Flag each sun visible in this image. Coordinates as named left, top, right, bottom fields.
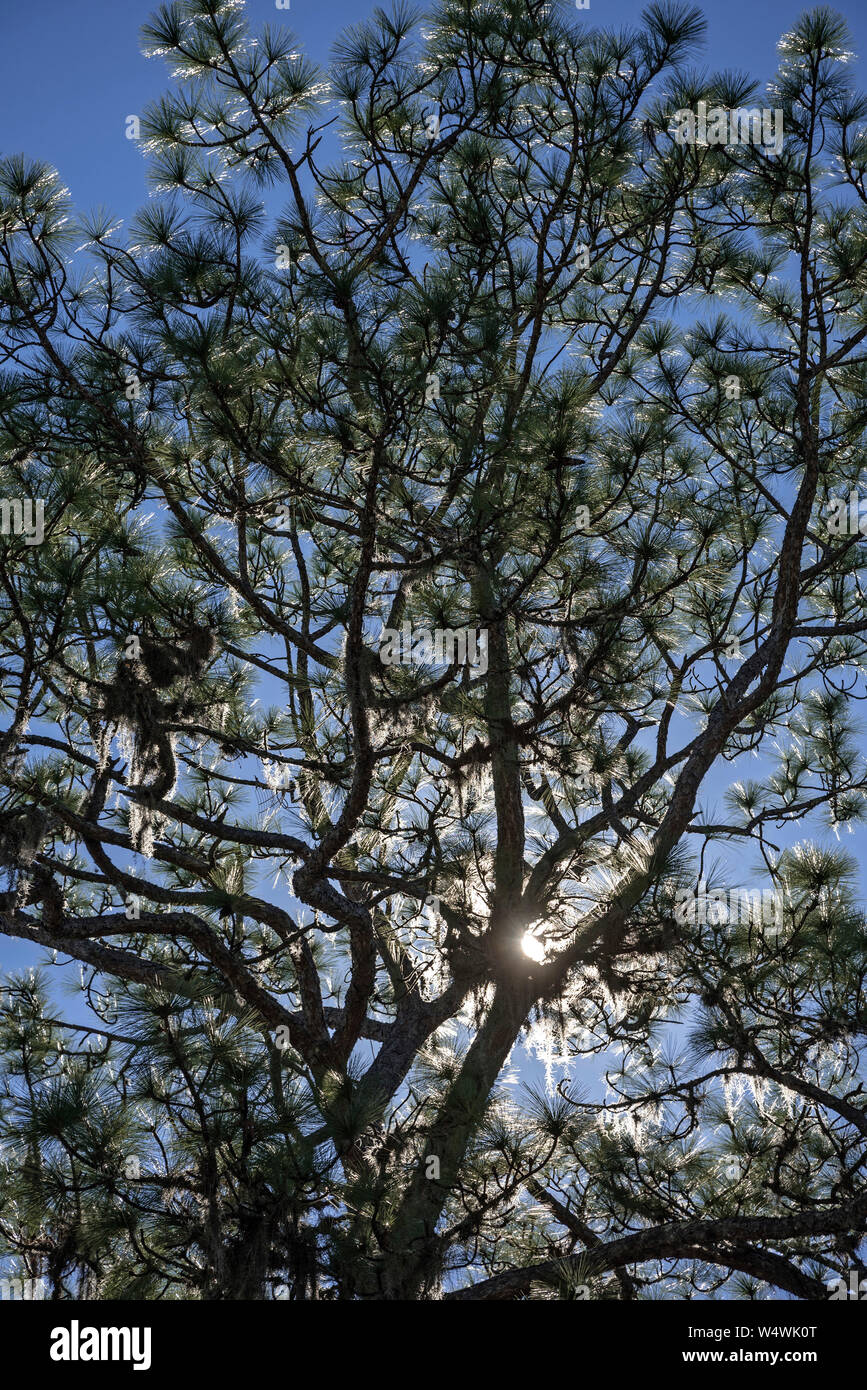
left=521, top=931, right=546, bottom=963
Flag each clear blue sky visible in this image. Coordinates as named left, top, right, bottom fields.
left=2, top=0, right=867, bottom=1057
left=1, top=0, right=866, bottom=223
left=2, top=0, right=867, bottom=933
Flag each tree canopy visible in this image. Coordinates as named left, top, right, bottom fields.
left=1, top=0, right=867, bottom=1300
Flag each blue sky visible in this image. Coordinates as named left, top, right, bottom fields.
left=1, top=10, right=866, bottom=1301
left=1, top=1, right=865, bottom=865
left=1, top=0, right=866, bottom=223
left=2, top=0, right=867, bottom=951
left=2, top=0, right=867, bottom=1087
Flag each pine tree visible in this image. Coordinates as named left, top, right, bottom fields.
left=1, top=0, right=867, bottom=1300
